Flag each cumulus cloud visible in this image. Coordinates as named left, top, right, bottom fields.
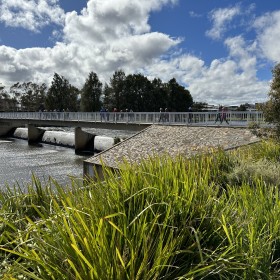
left=206, top=5, right=241, bottom=40
left=0, top=0, right=65, bottom=32
left=0, top=0, right=273, bottom=105
left=253, top=10, right=280, bottom=62
left=144, top=53, right=268, bottom=105
left=0, top=0, right=180, bottom=87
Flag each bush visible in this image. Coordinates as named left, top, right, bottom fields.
left=1, top=145, right=280, bottom=279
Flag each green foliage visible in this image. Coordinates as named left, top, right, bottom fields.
left=20, top=82, right=47, bottom=111
left=109, top=69, right=126, bottom=111
left=236, top=104, right=247, bottom=111
left=191, top=102, right=208, bottom=112
left=46, top=73, right=79, bottom=111
left=80, top=72, right=102, bottom=112
left=0, top=86, right=14, bottom=111
left=122, top=73, right=153, bottom=111
left=263, top=63, right=280, bottom=137
left=102, top=82, right=114, bottom=110
left=166, top=78, right=193, bottom=112
left=1, top=142, right=280, bottom=278
left=1, top=70, right=194, bottom=113
left=103, top=70, right=193, bottom=112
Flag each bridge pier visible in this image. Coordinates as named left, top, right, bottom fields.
left=75, top=127, right=96, bottom=154
left=28, top=124, right=45, bottom=145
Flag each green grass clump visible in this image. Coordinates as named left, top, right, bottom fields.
left=1, top=141, right=280, bottom=279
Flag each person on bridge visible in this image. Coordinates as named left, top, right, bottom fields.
left=221, top=106, right=229, bottom=124
left=158, top=108, right=164, bottom=122
left=100, top=107, right=106, bottom=122
left=188, top=106, right=193, bottom=123
left=215, top=106, right=223, bottom=124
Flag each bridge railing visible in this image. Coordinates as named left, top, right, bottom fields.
left=0, top=111, right=267, bottom=126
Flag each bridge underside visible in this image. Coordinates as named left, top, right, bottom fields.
left=0, top=119, right=150, bottom=132
left=0, top=120, right=138, bottom=154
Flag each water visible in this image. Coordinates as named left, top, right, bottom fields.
left=0, top=128, right=136, bottom=190
left=0, top=138, right=86, bottom=190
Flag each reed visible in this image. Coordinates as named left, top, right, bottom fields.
left=0, top=141, right=280, bottom=279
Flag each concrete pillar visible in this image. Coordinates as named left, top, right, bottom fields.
left=28, top=124, right=45, bottom=145
left=75, top=127, right=96, bottom=154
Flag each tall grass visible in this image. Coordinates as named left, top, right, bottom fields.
left=0, top=141, right=280, bottom=279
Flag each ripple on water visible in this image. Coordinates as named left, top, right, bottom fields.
left=0, top=138, right=87, bottom=190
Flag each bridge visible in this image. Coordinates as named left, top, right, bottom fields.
left=0, top=110, right=266, bottom=129
left=0, top=110, right=267, bottom=154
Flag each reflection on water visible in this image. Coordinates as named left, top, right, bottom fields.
left=0, top=138, right=87, bottom=190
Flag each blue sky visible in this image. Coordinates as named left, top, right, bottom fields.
left=0, top=0, right=279, bottom=105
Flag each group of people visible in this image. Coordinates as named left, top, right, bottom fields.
left=159, top=107, right=193, bottom=123
left=100, top=107, right=134, bottom=122
left=214, top=106, right=229, bottom=124
left=158, top=108, right=169, bottom=122
left=158, top=105, right=229, bottom=124
left=100, top=105, right=230, bottom=124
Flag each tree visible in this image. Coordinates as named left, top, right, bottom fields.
left=110, top=70, right=126, bottom=110
left=9, top=82, right=22, bottom=111
left=166, top=78, right=193, bottom=112
left=102, top=83, right=114, bottom=110
left=46, top=73, right=79, bottom=111
left=151, top=78, right=168, bottom=112
left=192, top=102, right=208, bottom=112
left=263, top=63, right=280, bottom=136
left=20, top=82, right=47, bottom=111
left=0, top=85, right=13, bottom=111
left=122, top=74, right=153, bottom=111
left=80, top=72, right=102, bottom=112
left=236, top=104, right=247, bottom=111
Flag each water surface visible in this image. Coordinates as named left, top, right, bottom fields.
left=0, top=127, right=136, bottom=190
left=0, top=138, right=86, bottom=190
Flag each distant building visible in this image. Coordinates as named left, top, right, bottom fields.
left=202, top=104, right=219, bottom=112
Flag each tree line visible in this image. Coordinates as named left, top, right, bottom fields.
left=0, top=70, right=193, bottom=113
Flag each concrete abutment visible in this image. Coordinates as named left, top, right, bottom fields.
left=75, top=127, right=96, bottom=154
left=28, top=124, right=46, bottom=145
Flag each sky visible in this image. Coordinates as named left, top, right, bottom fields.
left=0, top=0, right=279, bottom=106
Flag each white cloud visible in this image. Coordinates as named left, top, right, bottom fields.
left=206, top=5, right=241, bottom=40
left=0, top=0, right=271, bottom=105
left=189, top=11, right=202, bottom=18
left=225, top=36, right=257, bottom=77
left=0, top=0, right=65, bottom=32
left=0, top=0, right=180, bottom=88
left=254, top=10, right=280, bottom=63
left=144, top=53, right=268, bottom=105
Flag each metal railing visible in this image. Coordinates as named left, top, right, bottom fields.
left=0, top=111, right=267, bottom=127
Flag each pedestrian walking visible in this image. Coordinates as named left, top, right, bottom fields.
left=221, top=107, right=229, bottom=124
left=215, top=106, right=223, bottom=124
left=158, top=108, right=164, bottom=122
left=188, top=106, right=193, bottom=123
left=164, top=108, right=169, bottom=122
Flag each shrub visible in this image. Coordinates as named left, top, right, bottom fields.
left=1, top=146, right=280, bottom=279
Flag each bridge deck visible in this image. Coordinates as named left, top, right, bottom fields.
left=0, top=111, right=268, bottom=130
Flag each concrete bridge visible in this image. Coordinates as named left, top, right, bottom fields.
left=0, top=111, right=266, bottom=153
left=0, top=110, right=266, bottom=128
